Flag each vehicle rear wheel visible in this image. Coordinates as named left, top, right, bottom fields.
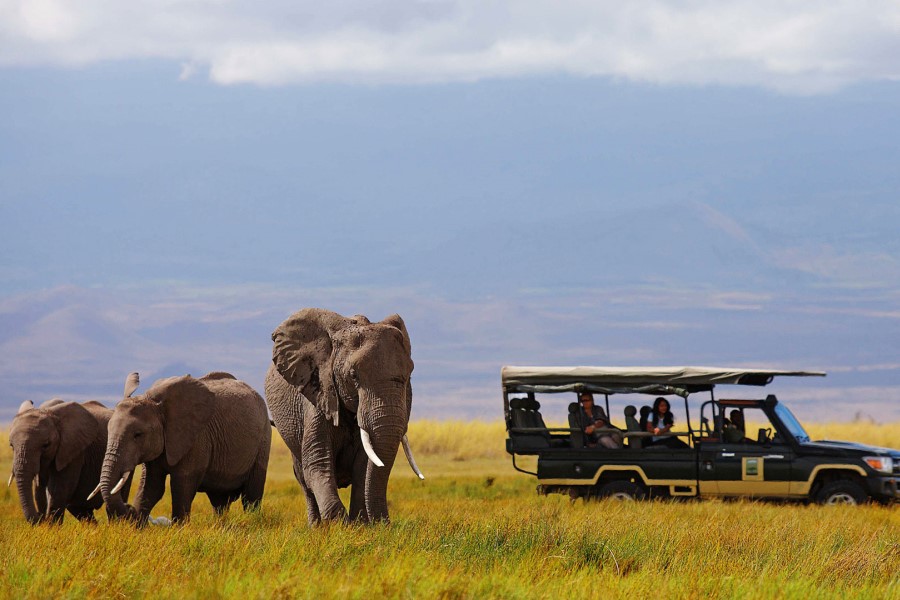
left=815, top=480, right=868, bottom=505
left=593, top=480, right=647, bottom=501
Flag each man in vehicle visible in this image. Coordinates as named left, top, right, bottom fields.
left=573, top=392, right=623, bottom=449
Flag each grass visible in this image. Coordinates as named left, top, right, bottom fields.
left=1, top=421, right=898, bottom=599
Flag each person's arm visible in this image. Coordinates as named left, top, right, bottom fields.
left=579, top=411, right=595, bottom=434
left=658, top=416, right=673, bottom=435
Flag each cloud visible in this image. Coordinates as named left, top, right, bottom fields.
left=1, top=1, right=899, bottom=92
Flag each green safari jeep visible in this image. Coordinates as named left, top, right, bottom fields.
left=503, top=366, right=899, bottom=505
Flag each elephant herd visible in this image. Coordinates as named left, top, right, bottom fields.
left=6, top=308, right=423, bottom=526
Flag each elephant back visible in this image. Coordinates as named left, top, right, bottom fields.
left=202, top=376, right=271, bottom=478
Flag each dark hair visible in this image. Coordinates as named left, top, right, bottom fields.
left=651, top=397, right=674, bottom=427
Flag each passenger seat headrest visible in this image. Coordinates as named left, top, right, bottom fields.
left=624, top=405, right=637, bottom=417
left=521, top=398, right=540, bottom=411
left=509, top=397, right=540, bottom=411
left=568, top=402, right=579, bottom=413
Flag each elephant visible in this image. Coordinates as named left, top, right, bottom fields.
left=266, top=307, right=424, bottom=526
left=8, top=397, right=131, bottom=524
left=96, top=371, right=271, bottom=524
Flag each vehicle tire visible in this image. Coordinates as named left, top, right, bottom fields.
left=815, top=480, right=868, bottom=505
left=593, top=480, right=647, bottom=501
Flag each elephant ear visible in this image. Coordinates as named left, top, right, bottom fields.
left=380, top=314, right=413, bottom=364
left=48, top=402, right=99, bottom=471
left=151, top=376, right=217, bottom=467
left=124, top=372, right=140, bottom=398
left=271, top=308, right=348, bottom=425
left=380, top=314, right=415, bottom=418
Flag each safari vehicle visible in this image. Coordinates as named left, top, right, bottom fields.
left=503, top=366, right=900, bottom=505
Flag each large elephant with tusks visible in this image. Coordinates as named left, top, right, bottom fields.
left=266, top=308, right=423, bottom=525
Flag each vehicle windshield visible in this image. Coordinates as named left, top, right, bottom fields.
left=774, top=403, right=810, bottom=443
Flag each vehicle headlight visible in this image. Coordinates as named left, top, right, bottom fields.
left=863, top=456, right=893, bottom=474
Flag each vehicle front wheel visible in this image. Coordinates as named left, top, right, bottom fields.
left=815, top=480, right=868, bottom=505
left=593, top=480, right=647, bottom=501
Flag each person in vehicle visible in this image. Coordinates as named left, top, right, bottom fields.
left=646, top=397, right=688, bottom=448
left=574, top=392, right=622, bottom=449
left=723, top=409, right=747, bottom=443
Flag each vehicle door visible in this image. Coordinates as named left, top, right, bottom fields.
left=700, top=405, right=795, bottom=497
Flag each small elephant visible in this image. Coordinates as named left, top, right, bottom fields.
left=266, top=308, right=424, bottom=526
left=98, top=372, right=271, bottom=524
left=8, top=398, right=131, bottom=524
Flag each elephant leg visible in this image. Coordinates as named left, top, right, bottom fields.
left=46, top=464, right=82, bottom=524
left=348, top=449, right=369, bottom=523
left=292, top=455, right=321, bottom=525
left=207, top=491, right=234, bottom=515
left=69, top=506, right=97, bottom=522
left=301, top=409, right=346, bottom=522
left=132, top=463, right=166, bottom=524
left=46, top=502, right=67, bottom=524
left=241, top=445, right=269, bottom=512
left=35, top=483, right=49, bottom=518
left=169, top=471, right=201, bottom=523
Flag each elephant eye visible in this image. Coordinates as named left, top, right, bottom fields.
left=134, top=431, right=143, bottom=439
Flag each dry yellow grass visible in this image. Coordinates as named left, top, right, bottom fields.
left=1, top=421, right=898, bottom=599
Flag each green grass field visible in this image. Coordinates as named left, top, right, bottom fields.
left=2, top=421, right=898, bottom=599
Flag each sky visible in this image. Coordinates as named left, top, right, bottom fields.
left=1, top=1, right=899, bottom=424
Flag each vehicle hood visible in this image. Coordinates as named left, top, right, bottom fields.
left=804, top=440, right=900, bottom=457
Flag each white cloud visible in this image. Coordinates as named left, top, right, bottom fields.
left=1, top=1, right=899, bottom=92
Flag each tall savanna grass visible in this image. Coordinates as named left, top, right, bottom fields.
left=1, top=421, right=898, bottom=599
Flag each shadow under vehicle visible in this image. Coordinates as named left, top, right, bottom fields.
left=503, top=366, right=900, bottom=505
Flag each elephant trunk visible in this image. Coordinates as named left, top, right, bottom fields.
left=359, top=400, right=405, bottom=522
left=99, top=443, right=132, bottom=519
left=12, top=449, right=42, bottom=524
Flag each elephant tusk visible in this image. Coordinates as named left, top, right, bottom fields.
left=7, top=472, right=12, bottom=488
left=86, top=482, right=103, bottom=501
left=111, top=472, right=130, bottom=495
left=401, top=435, right=425, bottom=480
left=360, top=429, right=385, bottom=467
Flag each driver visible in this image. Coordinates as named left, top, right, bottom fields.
left=575, top=392, right=623, bottom=449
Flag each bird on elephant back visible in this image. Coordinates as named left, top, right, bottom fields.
left=91, top=371, right=271, bottom=525
left=266, top=308, right=425, bottom=526
left=8, top=397, right=132, bottom=524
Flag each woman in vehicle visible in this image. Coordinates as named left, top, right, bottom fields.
left=646, top=397, right=686, bottom=447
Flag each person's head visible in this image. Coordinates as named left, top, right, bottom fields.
left=651, top=397, right=673, bottom=425
left=653, top=397, right=669, bottom=414
left=579, top=392, right=594, bottom=408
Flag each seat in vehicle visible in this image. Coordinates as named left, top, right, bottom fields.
left=508, top=397, right=552, bottom=450
left=623, top=405, right=643, bottom=448
left=568, top=402, right=585, bottom=448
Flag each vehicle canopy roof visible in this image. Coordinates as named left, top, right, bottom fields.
left=501, top=366, right=826, bottom=397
